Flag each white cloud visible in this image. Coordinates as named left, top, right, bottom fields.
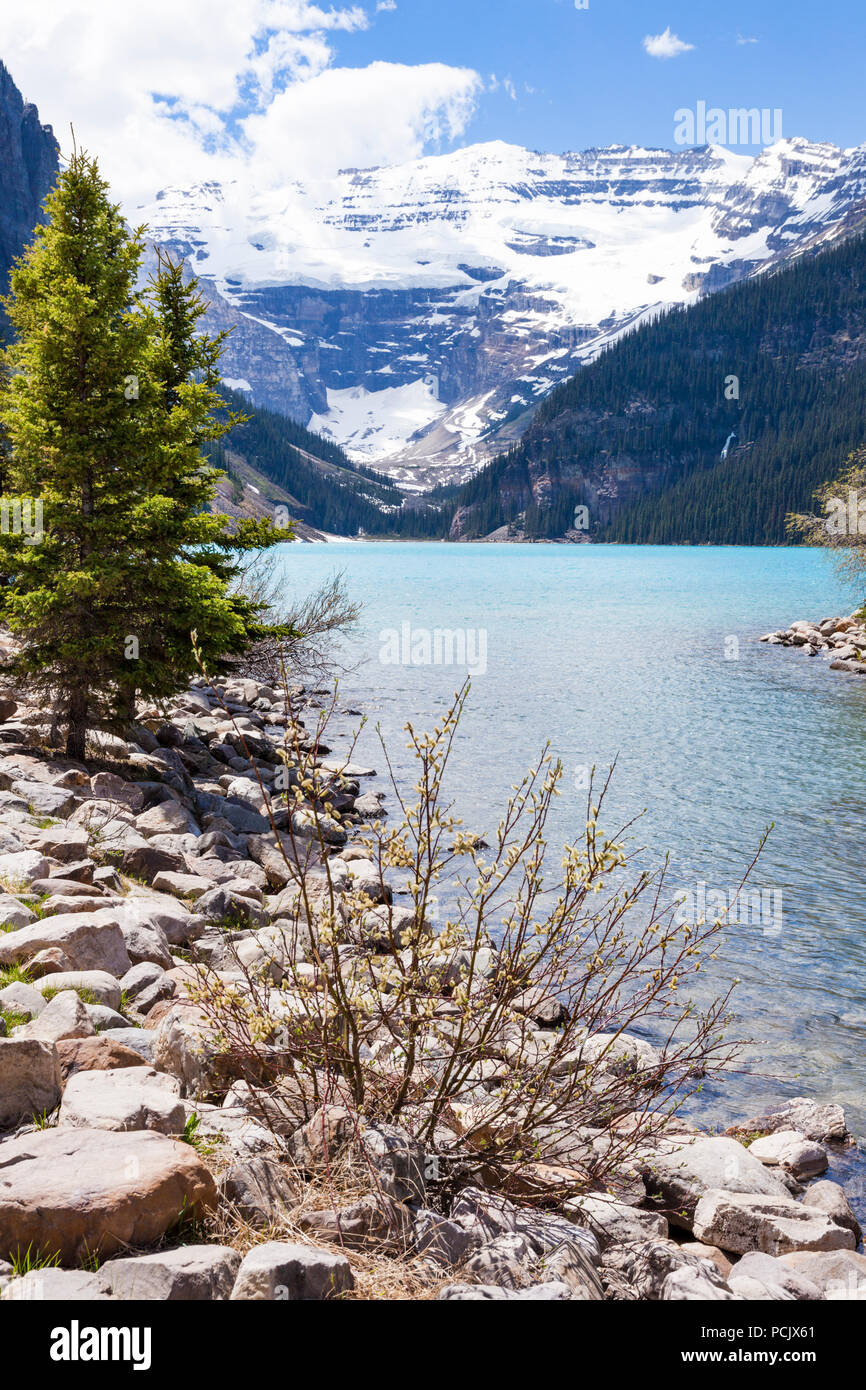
left=643, top=27, right=694, bottom=60
left=376, top=1, right=398, bottom=10
left=503, top=77, right=517, bottom=101
left=243, top=62, right=483, bottom=182
left=0, top=1, right=481, bottom=207
left=737, top=34, right=759, bottom=45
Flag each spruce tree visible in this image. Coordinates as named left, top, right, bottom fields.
left=0, top=150, right=283, bottom=761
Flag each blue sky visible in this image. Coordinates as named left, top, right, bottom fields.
left=0, top=1, right=862, bottom=208
left=340, top=0, right=865, bottom=153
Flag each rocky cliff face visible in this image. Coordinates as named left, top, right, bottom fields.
left=141, top=138, right=866, bottom=485
left=0, top=62, right=59, bottom=297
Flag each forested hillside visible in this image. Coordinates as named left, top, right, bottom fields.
left=446, top=229, right=866, bottom=544
left=211, top=388, right=448, bottom=538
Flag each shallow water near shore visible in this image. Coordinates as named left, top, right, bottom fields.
left=276, top=542, right=866, bottom=1201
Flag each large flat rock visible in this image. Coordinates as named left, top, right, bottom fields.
left=58, top=1068, right=185, bottom=1135
left=0, top=1128, right=217, bottom=1264
left=693, top=1189, right=856, bottom=1257
left=0, top=910, right=131, bottom=975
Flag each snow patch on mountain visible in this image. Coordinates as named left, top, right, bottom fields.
left=309, top=377, right=447, bottom=462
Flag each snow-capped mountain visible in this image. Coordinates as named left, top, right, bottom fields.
left=139, top=137, right=866, bottom=484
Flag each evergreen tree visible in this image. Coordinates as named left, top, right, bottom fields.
left=0, top=150, right=281, bottom=760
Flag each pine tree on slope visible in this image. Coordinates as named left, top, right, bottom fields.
left=0, top=150, right=285, bottom=761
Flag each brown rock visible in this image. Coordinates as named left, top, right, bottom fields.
left=0, top=1038, right=62, bottom=1129
left=678, top=1241, right=733, bottom=1279
left=26, top=947, right=73, bottom=978
left=55, top=1035, right=148, bottom=1083
left=141, top=997, right=176, bottom=1027
left=0, top=1128, right=217, bottom=1264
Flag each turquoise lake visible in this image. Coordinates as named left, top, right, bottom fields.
left=274, top=542, right=866, bottom=1170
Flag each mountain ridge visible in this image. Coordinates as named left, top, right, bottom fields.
left=139, top=135, right=866, bottom=483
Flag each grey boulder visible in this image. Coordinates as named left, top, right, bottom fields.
left=98, top=1245, right=240, bottom=1300
left=230, top=1242, right=354, bottom=1301
left=641, top=1136, right=791, bottom=1230
left=693, top=1189, right=856, bottom=1256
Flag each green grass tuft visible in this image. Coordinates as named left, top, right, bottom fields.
left=0, top=963, right=32, bottom=988
left=0, top=1006, right=28, bottom=1031
left=9, top=1244, right=61, bottom=1278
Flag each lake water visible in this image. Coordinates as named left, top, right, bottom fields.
left=274, top=541, right=866, bottom=1167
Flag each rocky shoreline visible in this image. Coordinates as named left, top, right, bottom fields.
left=760, top=610, right=866, bottom=673
left=0, top=664, right=864, bottom=1302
